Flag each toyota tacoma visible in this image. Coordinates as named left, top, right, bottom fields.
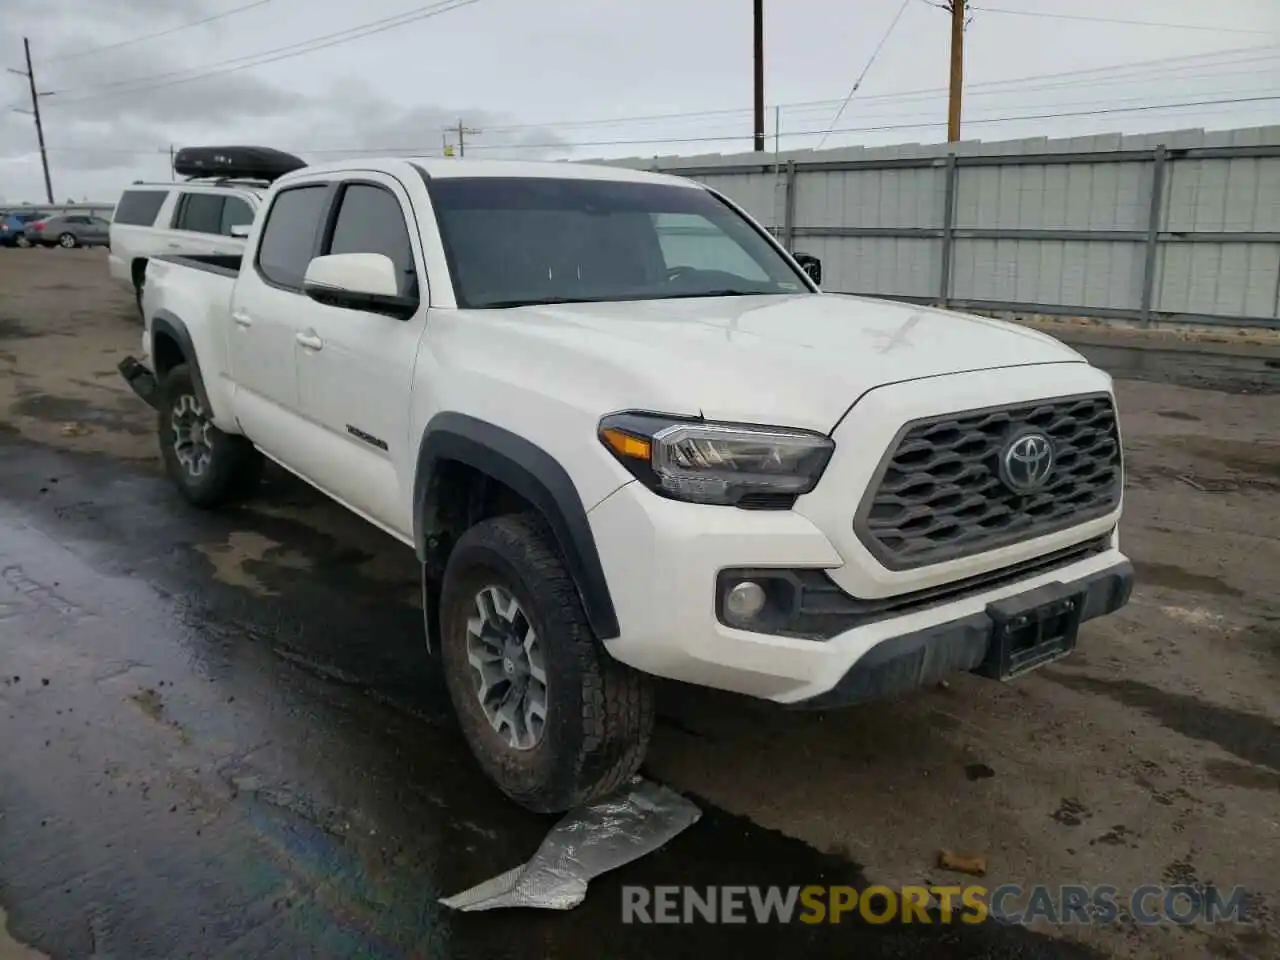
left=118, top=154, right=1133, bottom=813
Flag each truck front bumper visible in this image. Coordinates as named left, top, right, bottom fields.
left=589, top=479, right=1132, bottom=706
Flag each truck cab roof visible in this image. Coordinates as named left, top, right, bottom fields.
left=273, top=157, right=699, bottom=188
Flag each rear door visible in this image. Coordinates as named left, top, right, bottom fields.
left=225, top=181, right=331, bottom=468
left=291, top=175, right=427, bottom=532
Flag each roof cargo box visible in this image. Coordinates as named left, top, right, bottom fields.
left=173, top=145, right=306, bottom=182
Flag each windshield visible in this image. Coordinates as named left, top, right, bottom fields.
left=426, top=176, right=811, bottom=309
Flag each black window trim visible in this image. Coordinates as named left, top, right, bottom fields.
left=316, top=177, right=424, bottom=312
left=252, top=180, right=339, bottom=294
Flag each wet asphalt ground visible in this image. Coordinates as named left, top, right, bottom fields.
left=0, top=436, right=1106, bottom=959
left=2, top=249, right=1279, bottom=959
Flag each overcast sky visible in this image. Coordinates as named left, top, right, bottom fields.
left=2, top=0, right=1277, bottom=203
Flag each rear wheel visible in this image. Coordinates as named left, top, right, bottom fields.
left=439, top=513, right=653, bottom=813
left=15, top=235, right=32, bottom=249
left=57, top=232, right=77, bottom=249
left=158, top=363, right=262, bottom=508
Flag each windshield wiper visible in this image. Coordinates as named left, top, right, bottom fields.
left=659, top=289, right=773, bottom=300
left=477, top=296, right=607, bottom=309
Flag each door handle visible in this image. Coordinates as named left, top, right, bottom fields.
left=231, top=310, right=253, bottom=328
left=166, top=242, right=181, bottom=249
left=296, top=331, right=324, bottom=351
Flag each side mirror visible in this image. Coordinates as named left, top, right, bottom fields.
left=229, top=223, right=251, bottom=239
left=793, top=252, right=822, bottom=287
left=303, top=253, right=419, bottom=320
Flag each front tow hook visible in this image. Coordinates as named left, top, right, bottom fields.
left=118, top=356, right=160, bottom=410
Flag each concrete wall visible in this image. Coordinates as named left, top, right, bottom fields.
left=603, top=125, right=1280, bottom=328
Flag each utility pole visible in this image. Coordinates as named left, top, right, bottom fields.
left=753, top=0, right=765, bottom=151
left=947, top=0, right=966, bottom=142
left=454, top=118, right=482, bottom=157
left=6, top=38, right=54, bottom=202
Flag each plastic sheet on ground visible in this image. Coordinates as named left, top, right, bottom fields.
left=440, top=777, right=701, bottom=912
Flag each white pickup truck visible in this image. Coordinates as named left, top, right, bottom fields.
left=118, top=155, right=1133, bottom=813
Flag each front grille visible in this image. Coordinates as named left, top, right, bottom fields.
left=855, top=393, right=1122, bottom=570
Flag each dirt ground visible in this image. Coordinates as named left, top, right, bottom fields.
left=2, top=248, right=1278, bottom=959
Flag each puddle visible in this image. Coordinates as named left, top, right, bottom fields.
left=12, top=393, right=150, bottom=437
left=194, top=530, right=313, bottom=597
left=1204, top=758, right=1280, bottom=792
left=1166, top=435, right=1280, bottom=481
left=1132, top=560, right=1242, bottom=598
left=0, top=318, right=40, bottom=341
left=1045, top=673, right=1280, bottom=772
left=0, top=906, right=48, bottom=960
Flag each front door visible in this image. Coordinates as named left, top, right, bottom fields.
left=292, top=177, right=427, bottom=535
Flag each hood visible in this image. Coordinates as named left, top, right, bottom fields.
left=463, top=293, right=1086, bottom=434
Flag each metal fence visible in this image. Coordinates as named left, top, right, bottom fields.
left=610, top=126, right=1280, bottom=329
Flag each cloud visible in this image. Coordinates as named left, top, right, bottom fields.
left=0, top=0, right=565, bottom=201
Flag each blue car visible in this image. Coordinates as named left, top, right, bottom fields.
left=0, top=211, right=45, bottom=247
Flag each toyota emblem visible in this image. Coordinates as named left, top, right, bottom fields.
left=999, top=431, right=1055, bottom=494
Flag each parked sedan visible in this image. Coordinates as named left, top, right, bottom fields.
left=25, top=214, right=111, bottom=248
left=0, top=211, right=45, bottom=247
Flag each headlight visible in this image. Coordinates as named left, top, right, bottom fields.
left=598, top=412, right=834, bottom=507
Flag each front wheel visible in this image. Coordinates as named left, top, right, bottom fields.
left=158, top=363, right=262, bottom=508
left=57, top=232, right=77, bottom=249
left=439, top=513, right=654, bottom=813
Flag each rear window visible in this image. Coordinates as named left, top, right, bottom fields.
left=113, top=189, right=169, bottom=227
left=255, top=185, right=328, bottom=288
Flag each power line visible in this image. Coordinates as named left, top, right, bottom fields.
left=42, top=0, right=274, bottom=64
left=43, top=0, right=480, bottom=103
left=439, top=95, right=1280, bottom=151
left=968, top=4, right=1277, bottom=35
left=53, top=92, right=1272, bottom=159
left=428, top=46, right=1280, bottom=136
left=814, top=0, right=914, bottom=150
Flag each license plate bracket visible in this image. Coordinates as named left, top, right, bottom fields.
left=977, top=582, right=1085, bottom=681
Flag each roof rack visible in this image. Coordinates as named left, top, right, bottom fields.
left=181, top=175, right=272, bottom=187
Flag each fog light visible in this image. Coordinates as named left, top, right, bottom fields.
left=725, top=580, right=767, bottom=620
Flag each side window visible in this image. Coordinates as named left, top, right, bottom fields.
left=172, top=193, right=226, bottom=234
left=220, top=197, right=254, bottom=235
left=651, top=212, right=770, bottom=282
left=325, top=183, right=418, bottom=298
left=113, top=190, right=168, bottom=226
left=256, top=185, right=328, bottom=289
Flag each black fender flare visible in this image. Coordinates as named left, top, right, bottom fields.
left=150, top=311, right=211, bottom=411
left=414, top=413, right=620, bottom=640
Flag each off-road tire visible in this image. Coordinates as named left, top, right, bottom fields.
left=439, top=512, right=654, bottom=813
left=158, top=363, right=262, bottom=508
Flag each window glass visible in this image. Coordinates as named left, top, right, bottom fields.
left=174, top=193, right=225, bottom=234
left=327, top=184, right=417, bottom=297
left=113, top=190, right=168, bottom=226
left=220, top=197, right=254, bottom=235
left=256, top=185, right=327, bottom=288
left=652, top=212, right=770, bottom=281
left=427, top=177, right=806, bottom=309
